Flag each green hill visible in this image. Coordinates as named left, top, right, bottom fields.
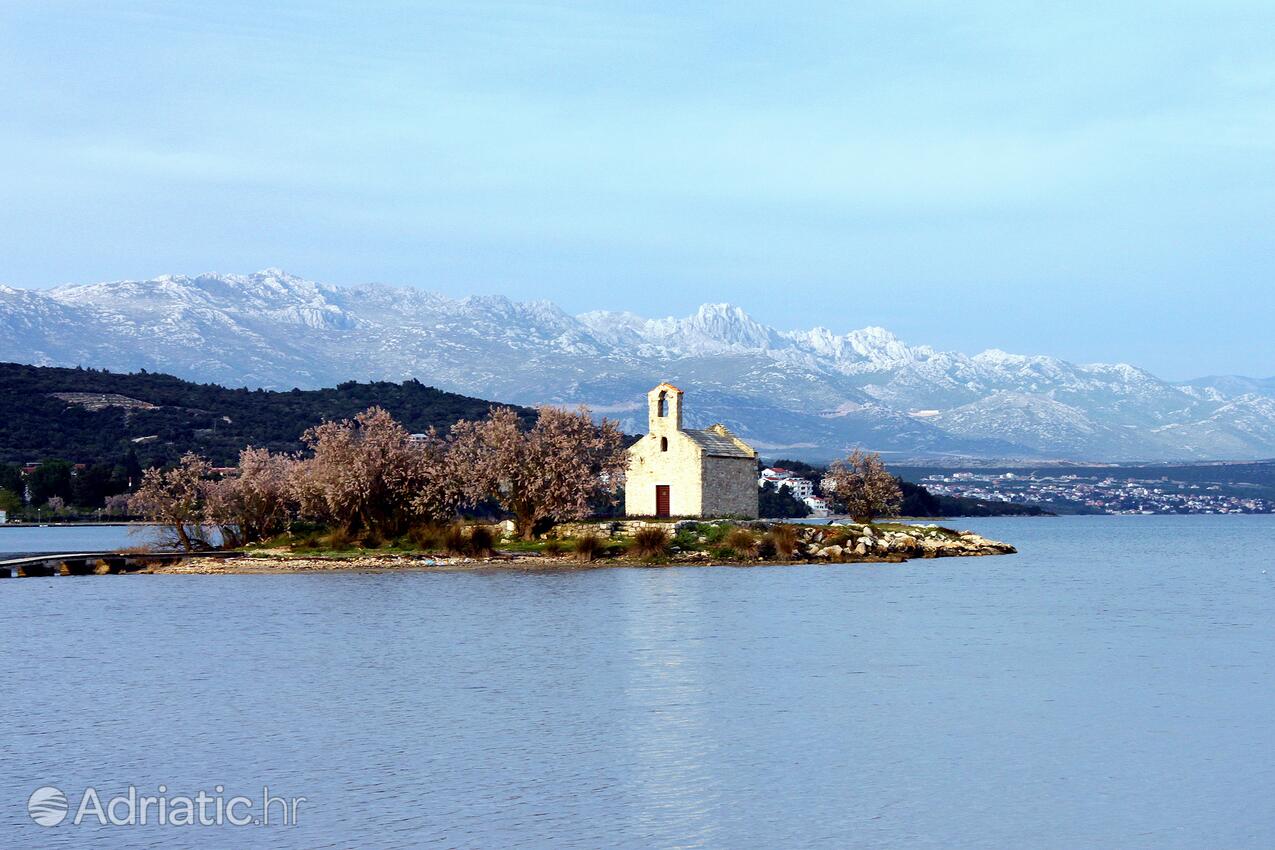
left=0, top=362, right=531, bottom=468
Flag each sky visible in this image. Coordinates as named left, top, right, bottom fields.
left=2, top=1, right=1273, bottom=379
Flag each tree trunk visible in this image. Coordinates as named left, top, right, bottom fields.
left=175, top=521, right=193, bottom=552
left=515, top=504, right=537, bottom=540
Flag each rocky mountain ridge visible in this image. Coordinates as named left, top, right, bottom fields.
left=2, top=269, right=1271, bottom=461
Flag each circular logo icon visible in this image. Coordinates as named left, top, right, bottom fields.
left=27, top=786, right=68, bottom=827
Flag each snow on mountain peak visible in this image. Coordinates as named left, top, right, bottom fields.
left=681, top=303, right=776, bottom=350
left=3, top=271, right=1272, bottom=460
left=842, top=326, right=909, bottom=359
left=48, top=269, right=354, bottom=330
left=973, top=348, right=1025, bottom=365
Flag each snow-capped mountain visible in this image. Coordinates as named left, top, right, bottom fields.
left=2, top=269, right=1272, bottom=462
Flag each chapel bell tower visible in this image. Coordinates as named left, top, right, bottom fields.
left=647, top=382, right=683, bottom=432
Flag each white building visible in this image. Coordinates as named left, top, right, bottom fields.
left=759, top=467, right=814, bottom=500
left=802, top=496, right=830, bottom=517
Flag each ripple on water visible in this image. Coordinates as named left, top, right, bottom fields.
left=2, top=516, right=1275, bottom=848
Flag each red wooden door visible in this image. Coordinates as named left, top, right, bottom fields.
left=655, top=485, right=670, bottom=517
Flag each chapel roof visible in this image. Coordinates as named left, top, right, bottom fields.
left=684, top=427, right=754, bottom=458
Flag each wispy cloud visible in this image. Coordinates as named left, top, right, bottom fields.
left=1, top=1, right=1273, bottom=378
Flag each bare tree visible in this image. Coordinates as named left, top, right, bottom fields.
left=201, top=478, right=245, bottom=548
left=449, top=405, right=626, bottom=539
left=203, top=447, right=296, bottom=547
left=408, top=428, right=463, bottom=525
left=292, top=407, right=455, bottom=537
left=824, top=449, right=902, bottom=523
left=130, top=452, right=210, bottom=551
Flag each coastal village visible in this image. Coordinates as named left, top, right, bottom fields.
left=922, top=470, right=1275, bottom=514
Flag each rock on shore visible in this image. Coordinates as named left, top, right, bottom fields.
left=800, top=522, right=1016, bottom=560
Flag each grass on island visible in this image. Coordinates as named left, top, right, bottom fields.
left=234, top=518, right=965, bottom=563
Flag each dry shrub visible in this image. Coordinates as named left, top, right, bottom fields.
left=468, top=526, right=495, bottom=558
left=442, top=523, right=496, bottom=557
left=756, top=535, right=778, bottom=560
left=629, top=526, right=670, bottom=560
left=360, top=528, right=386, bottom=549
left=724, top=528, right=757, bottom=557
left=574, top=533, right=604, bottom=562
left=769, top=525, right=798, bottom=558
left=443, top=523, right=468, bottom=555
left=408, top=524, right=445, bottom=550
left=543, top=540, right=564, bottom=556
left=323, top=527, right=355, bottom=551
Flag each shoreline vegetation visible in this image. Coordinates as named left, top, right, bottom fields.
left=150, top=519, right=1016, bottom=575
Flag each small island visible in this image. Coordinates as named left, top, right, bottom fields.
left=149, top=518, right=1014, bottom=574
left=8, top=381, right=1015, bottom=577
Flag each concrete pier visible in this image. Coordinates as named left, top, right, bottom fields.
left=0, top=551, right=240, bottom=578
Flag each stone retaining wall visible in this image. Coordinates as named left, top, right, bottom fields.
left=547, top=519, right=730, bottom=539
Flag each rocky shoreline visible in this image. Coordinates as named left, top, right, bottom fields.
left=155, top=522, right=1015, bottom=574
left=788, top=522, right=1016, bottom=560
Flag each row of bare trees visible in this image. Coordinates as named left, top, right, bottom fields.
left=131, top=405, right=628, bottom=550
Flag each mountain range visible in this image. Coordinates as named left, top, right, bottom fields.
left=2, top=269, right=1272, bottom=462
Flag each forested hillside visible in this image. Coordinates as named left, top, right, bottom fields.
left=1, top=362, right=531, bottom=467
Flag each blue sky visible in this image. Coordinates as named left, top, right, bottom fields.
left=2, top=1, right=1272, bottom=379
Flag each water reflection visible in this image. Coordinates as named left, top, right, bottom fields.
left=618, top=569, right=720, bottom=846
left=3, top=517, right=1275, bottom=848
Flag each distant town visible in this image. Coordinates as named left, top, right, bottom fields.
left=917, top=469, right=1275, bottom=515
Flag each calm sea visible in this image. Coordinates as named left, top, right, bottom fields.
left=0, top=524, right=163, bottom=559
left=2, top=516, right=1273, bottom=848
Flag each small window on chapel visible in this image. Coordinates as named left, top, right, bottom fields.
left=657, top=391, right=667, bottom=417
left=660, top=436, right=668, bottom=452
